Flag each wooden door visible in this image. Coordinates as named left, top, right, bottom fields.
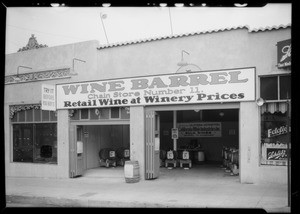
left=145, top=110, right=160, bottom=179
left=69, top=124, right=84, bottom=177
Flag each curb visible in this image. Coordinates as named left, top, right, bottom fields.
left=6, top=195, right=191, bottom=208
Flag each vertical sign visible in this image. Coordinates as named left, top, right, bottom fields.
left=277, top=39, right=291, bottom=68
left=171, top=128, right=179, bottom=139
left=42, top=84, right=56, bottom=111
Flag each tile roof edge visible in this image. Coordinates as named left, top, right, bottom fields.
left=97, top=24, right=291, bottom=50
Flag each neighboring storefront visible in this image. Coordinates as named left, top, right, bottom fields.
left=4, top=25, right=291, bottom=184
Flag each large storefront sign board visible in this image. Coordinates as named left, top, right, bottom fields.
left=178, top=122, right=221, bottom=137
left=56, top=67, right=255, bottom=109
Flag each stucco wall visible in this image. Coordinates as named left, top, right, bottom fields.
left=96, top=28, right=290, bottom=184
left=5, top=27, right=291, bottom=183
left=5, top=40, right=99, bottom=178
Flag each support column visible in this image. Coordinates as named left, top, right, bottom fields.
left=173, top=110, right=177, bottom=151
left=130, top=106, right=145, bottom=180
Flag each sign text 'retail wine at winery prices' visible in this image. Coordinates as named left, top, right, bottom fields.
left=56, top=67, right=256, bottom=109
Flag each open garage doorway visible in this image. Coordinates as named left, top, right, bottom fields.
left=75, top=124, right=130, bottom=178
left=158, top=108, right=240, bottom=179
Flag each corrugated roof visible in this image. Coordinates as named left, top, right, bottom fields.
left=97, top=23, right=291, bottom=50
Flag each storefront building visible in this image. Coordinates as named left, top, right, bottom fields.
left=5, top=24, right=291, bottom=184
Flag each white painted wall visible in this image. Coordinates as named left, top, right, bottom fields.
left=129, top=106, right=145, bottom=180
left=5, top=109, right=70, bottom=178
left=5, top=40, right=98, bottom=178
left=5, top=28, right=291, bottom=183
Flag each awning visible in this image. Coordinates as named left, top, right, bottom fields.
left=261, top=102, right=288, bottom=114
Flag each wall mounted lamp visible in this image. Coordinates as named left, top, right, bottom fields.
left=176, top=50, right=202, bottom=73
left=71, top=58, right=86, bottom=75
left=177, top=50, right=189, bottom=67
left=15, top=65, right=32, bottom=82
left=256, top=98, right=265, bottom=107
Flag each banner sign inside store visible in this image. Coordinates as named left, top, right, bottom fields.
left=41, top=84, right=56, bottom=111
left=56, top=68, right=255, bottom=109
left=277, top=39, right=291, bottom=68
left=177, top=122, right=222, bottom=137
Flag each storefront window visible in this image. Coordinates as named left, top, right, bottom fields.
left=260, top=74, right=291, bottom=166
left=70, top=108, right=128, bottom=120
left=13, top=123, right=57, bottom=164
left=111, top=107, right=120, bottom=118
left=260, top=110, right=290, bottom=166
left=279, top=75, right=291, bottom=99
left=11, top=107, right=57, bottom=164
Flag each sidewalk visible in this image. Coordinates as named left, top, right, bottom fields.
left=5, top=168, right=290, bottom=212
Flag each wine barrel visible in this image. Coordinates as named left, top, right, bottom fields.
left=124, top=161, right=140, bottom=183
left=232, top=149, right=239, bottom=165
left=160, top=150, right=166, bottom=160
left=195, top=151, right=205, bottom=162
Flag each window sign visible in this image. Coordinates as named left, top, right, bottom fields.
left=260, top=111, right=290, bottom=166
left=56, top=68, right=255, bottom=109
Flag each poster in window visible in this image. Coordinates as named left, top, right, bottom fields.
left=260, top=112, right=290, bottom=166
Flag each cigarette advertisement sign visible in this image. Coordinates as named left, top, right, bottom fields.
left=177, top=122, right=222, bottom=137
left=56, top=68, right=255, bottom=109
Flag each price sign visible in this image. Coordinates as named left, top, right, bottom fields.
left=171, top=128, right=178, bottom=139
left=167, top=151, right=174, bottom=160
left=124, top=149, right=130, bottom=158
left=109, top=151, right=115, bottom=158
left=183, top=151, right=189, bottom=160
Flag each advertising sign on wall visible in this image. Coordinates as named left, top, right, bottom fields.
left=177, top=122, right=222, bottom=137
left=261, top=143, right=288, bottom=166
left=41, top=84, right=56, bottom=111
left=277, top=39, right=291, bottom=68
left=56, top=68, right=255, bottom=109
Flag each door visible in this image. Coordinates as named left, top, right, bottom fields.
left=69, top=124, right=84, bottom=177
left=145, top=110, right=160, bottom=179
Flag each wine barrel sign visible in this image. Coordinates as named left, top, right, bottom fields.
left=56, top=68, right=255, bottom=109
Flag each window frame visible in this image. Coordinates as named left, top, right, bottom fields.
left=259, top=73, right=291, bottom=103
left=10, top=107, right=57, bottom=164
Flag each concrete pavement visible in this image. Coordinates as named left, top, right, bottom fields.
left=4, top=165, right=290, bottom=212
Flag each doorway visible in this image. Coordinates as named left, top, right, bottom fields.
left=145, top=104, right=240, bottom=181
left=69, top=124, right=130, bottom=178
